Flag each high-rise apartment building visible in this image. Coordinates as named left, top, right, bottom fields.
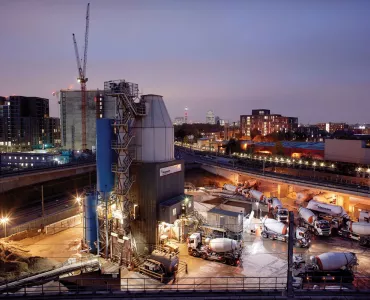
left=240, top=109, right=298, bottom=137
left=59, top=90, right=115, bottom=150
left=0, top=96, right=50, bottom=148
left=206, top=110, right=215, bottom=124
left=44, top=117, right=61, bottom=146
left=316, top=122, right=348, bottom=134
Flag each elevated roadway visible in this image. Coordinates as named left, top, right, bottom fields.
left=178, top=148, right=370, bottom=199
left=0, top=162, right=96, bottom=193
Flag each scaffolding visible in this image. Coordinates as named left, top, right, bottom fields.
left=102, top=80, right=146, bottom=266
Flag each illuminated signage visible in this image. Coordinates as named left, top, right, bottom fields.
left=160, top=164, right=182, bottom=177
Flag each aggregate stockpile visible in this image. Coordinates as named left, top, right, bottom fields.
left=306, top=200, right=349, bottom=229
left=0, top=241, right=56, bottom=283
left=187, top=232, right=241, bottom=266
left=260, top=217, right=310, bottom=248
left=298, top=207, right=331, bottom=236
left=293, top=252, right=357, bottom=283
left=338, top=221, right=370, bottom=247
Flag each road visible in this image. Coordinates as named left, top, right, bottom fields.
left=176, top=146, right=370, bottom=196
left=4, top=191, right=82, bottom=231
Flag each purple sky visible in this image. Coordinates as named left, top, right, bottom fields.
left=0, top=0, right=369, bottom=124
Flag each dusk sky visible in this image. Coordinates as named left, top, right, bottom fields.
left=1, top=0, right=370, bottom=124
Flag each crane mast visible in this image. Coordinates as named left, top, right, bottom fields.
left=72, top=3, right=90, bottom=150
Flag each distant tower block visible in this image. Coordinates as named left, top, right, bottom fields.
left=184, top=107, right=188, bottom=124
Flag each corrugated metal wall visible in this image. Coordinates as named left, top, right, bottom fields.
left=130, top=160, right=184, bottom=253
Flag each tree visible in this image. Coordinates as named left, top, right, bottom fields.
left=225, top=138, right=241, bottom=155
left=272, top=141, right=284, bottom=155
left=250, top=128, right=261, bottom=140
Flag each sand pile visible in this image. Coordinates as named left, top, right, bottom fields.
left=0, top=241, right=56, bottom=283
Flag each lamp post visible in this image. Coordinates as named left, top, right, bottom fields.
left=1, top=217, right=9, bottom=238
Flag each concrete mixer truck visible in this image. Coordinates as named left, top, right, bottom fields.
left=268, top=197, right=289, bottom=222
left=298, top=207, right=331, bottom=236
left=187, top=232, right=242, bottom=266
left=306, top=200, right=350, bottom=230
left=338, top=221, right=370, bottom=246
left=293, top=252, right=357, bottom=283
left=260, top=217, right=310, bottom=248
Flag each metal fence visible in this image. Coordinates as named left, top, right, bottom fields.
left=1, top=207, right=80, bottom=238
left=2, top=276, right=370, bottom=296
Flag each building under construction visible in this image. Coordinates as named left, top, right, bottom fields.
left=59, top=90, right=115, bottom=150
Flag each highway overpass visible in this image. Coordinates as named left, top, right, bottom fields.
left=0, top=162, right=96, bottom=193
left=177, top=148, right=370, bottom=199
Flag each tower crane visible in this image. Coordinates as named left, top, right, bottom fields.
left=72, top=3, right=90, bottom=150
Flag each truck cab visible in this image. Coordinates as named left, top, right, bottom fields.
left=295, top=227, right=310, bottom=248
left=274, top=208, right=289, bottom=222
left=313, top=220, right=331, bottom=236
left=188, top=232, right=203, bottom=254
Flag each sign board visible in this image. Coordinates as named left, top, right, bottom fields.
left=160, top=164, right=182, bottom=177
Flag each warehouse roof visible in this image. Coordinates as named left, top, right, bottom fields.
left=252, top=141, right=324, bottom=150
left=208, top=208, right=241, bottom=218
left=160, top=194, right=193, bottom=207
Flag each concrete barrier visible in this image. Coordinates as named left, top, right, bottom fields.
left=45, top=214, right=82, bottom=235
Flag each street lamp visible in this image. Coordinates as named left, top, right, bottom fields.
left=1, top=217, right=9, bottom=238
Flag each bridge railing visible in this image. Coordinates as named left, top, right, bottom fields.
left=0, top=158, right=96, bottom=178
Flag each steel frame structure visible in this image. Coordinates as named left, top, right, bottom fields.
left=102, top=80, right=146, bottom=266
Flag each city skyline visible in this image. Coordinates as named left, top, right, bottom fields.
left=1, top=0, right=370, bottom=124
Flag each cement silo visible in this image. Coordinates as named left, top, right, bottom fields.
left=133, top=94, right=174, bottom=162
left=130, top=94, right=184, bottom=254
left=96, top=119, right=115, bottom=193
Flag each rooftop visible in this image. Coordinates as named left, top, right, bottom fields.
left=251, top=141, right=325, bottom=150
left=160, top=194, right=193, bottom=207
left=208, top=207, right=241, bottom=218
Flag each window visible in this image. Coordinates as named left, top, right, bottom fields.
left=172, top=208, right=177, bottom=216
left=188, top=202, right=192, bottom=208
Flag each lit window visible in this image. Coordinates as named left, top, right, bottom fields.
left=172, top=208, right=177, bottom=216
left=31, top=157, right=33, bottom=160
left=42, top=157, right=45, bottom=160
left=37, top=157, right=39, bottom=160
left=100, top=114, right=103, bottom=118
left=20, top=157, right=22, bottom=160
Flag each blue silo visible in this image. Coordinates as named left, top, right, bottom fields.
left=84, top=191, right=98, bottom=252
left=96, top=118, right=115, bottom=193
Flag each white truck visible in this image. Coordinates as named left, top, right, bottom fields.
left=248, top=189, right=265, bottom=202
left=298, top=207, right=331, bottom=236
left=222, top=184, right=248, bottom=196
left=248, top=190, right=288, bottom=222
left=260, top=217, right=310, bottom=248
left=187, top=232, right=242, bottom=266
left=268, top=197, right=289, bottom=222
left=306, top=200, right=350, bottom=230
left=338, top=221, right=370, bottom=247
left=293, top=252, right=357, bottom=284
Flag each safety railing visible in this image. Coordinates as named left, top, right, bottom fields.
left=2, top=276, right=370, bottom=296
